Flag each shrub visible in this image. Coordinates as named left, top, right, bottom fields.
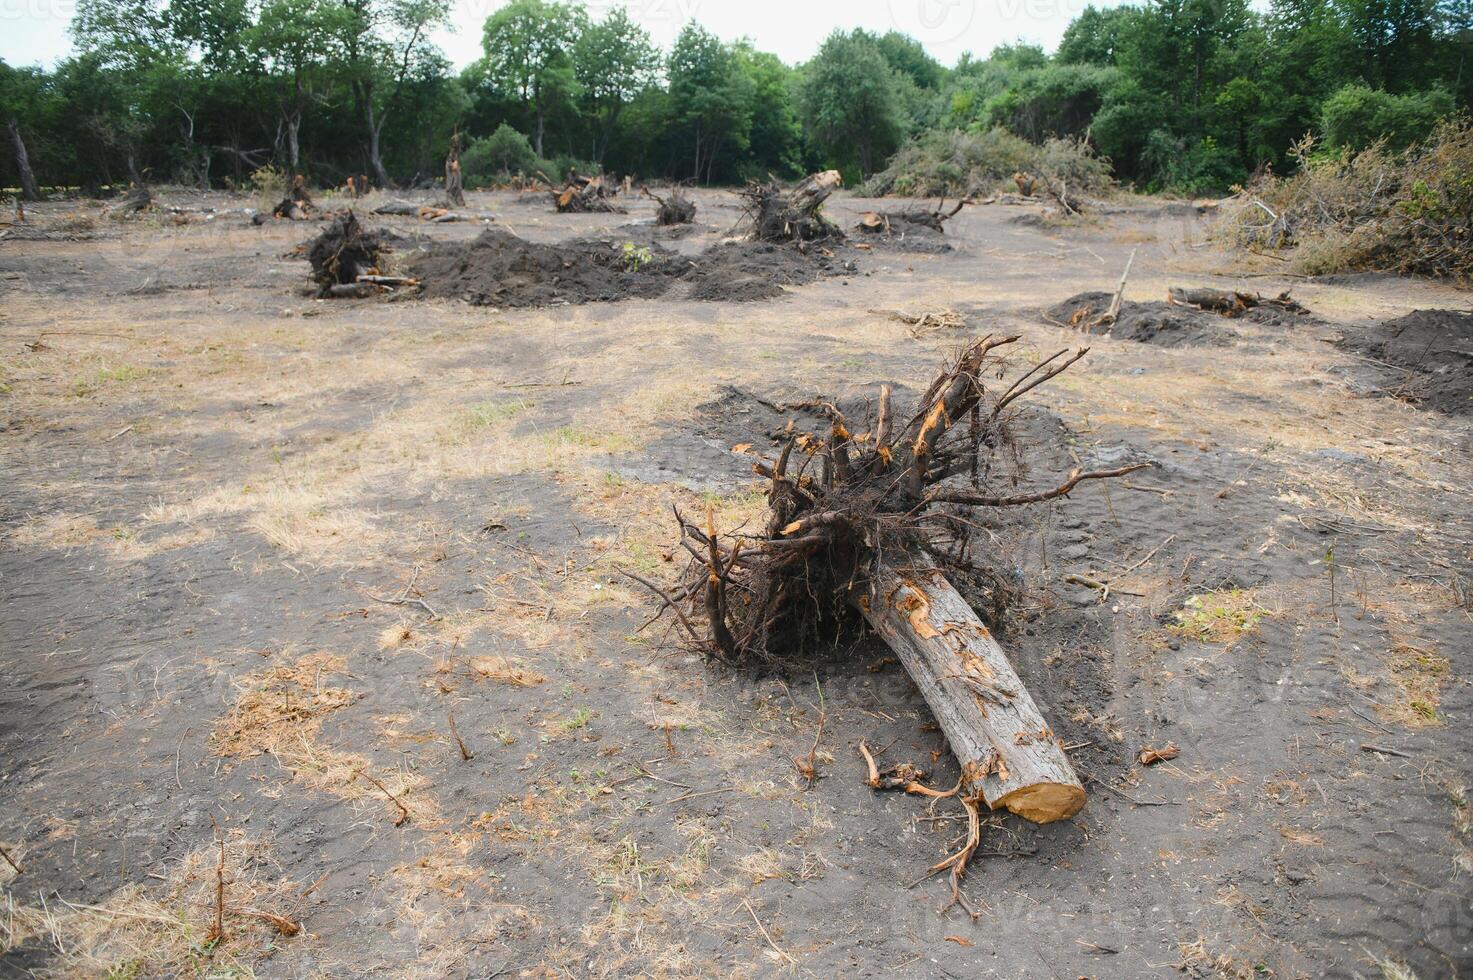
left=1138, top=130, right=1241, bottom=196
left=1218, top=117, right=1473, bottom=282
left=249, top=166, right=287, bottom=210
left=461, top=124, right=543, bottom=183
left=1320, top=84, right=1453, bottom=153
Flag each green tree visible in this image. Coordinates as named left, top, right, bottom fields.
left=800, top=29, right=907, bottom=175
left=668, top=24, right=752, bottom=182
left=477, top=0, right=584, bottom=158
left=1, top=61, right=46, bottom=199
left=1320, top=82, right=1454, bottom=147
left=249, top=0, right=347, bottom=173
left=875, top=31, right=944, bottom=88
left=334, top=0, right=450, bottom=186
left=573, top=7, right=657, bottom=164
left=733, top=43, right=803, bottom=177
left=1057, top=5, right=1141, bottom=64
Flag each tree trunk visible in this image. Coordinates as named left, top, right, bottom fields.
left=367, top=115, right=390, bottom=188
left=444, top=131, right=465, bottom=207
left=858, top=543, right=1086, bottom=824
left=533, top=107, right=545, bottom=159
left=286, top=115, right=301, bottom=173
left=7, top=118, right=41, bottom=202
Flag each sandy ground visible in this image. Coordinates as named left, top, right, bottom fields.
left=1, top=186, right=1470, bottom=979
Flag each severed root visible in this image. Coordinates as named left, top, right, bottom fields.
left=932, top=793, right=984, bottom=918
left=859, top=741, right=961, bottom=798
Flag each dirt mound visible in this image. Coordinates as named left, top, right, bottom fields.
left=1046, top=291, right=1237, bottom=348
left=685, top=241, right=855, bottom=302
left=1337, top=308, right=1473, bottom=415
left=861, top=228, right=953, bottom=254
left=411, top=229, right=686, bottom=307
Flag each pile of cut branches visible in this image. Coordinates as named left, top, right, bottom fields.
left=738, top=170, right=843, bottom=243
left=552, top=173, right=625, bottom=214
left=106, top=184, right=153, bottom=219
left=629, top=337, right=1152, bottom=906
left=1167, top=286, right=1307, bottom=317
left=1217, top=119, right=1473, bottom=282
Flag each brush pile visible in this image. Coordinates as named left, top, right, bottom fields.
left=631, top=336, right=1151, bottom=906
left=552, top=173, right=624, bottom=214
left=106, top=184, right=153, bottom=218
left=738, top=170, right=843, bottom=244
left=1218, top=119, right=1473, bottom=282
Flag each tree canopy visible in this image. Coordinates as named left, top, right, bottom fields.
left=0, top=0, right=1467, bottom=194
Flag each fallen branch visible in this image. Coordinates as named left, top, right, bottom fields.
left=356, top=769, right=411, bottom=825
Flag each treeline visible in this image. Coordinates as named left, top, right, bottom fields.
left=1, top=0, right=1469, bottom=196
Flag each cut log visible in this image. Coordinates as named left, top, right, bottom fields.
left=858, top=543, right=1085, bottom=824
left=786, top=169, right=841, bottom=212
left=1167, top=286, right=1306, bottom=317
left=552, top=173, right=625, bottom=213
left=1167, top=286, right=1254, bottom=314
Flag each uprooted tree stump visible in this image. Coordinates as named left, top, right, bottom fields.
left=273, top=175, right=317, bottom=220
left=739, top=170, right=844, bottom=244
left=629, top=336, right=1151, bottom=909
left=553, top=173, right=625, bottom=214
left=306, top=211, right=402, bottom=298
left=106, top=184, right=153, bottom=218
left=644, top=186, right=696, bottom=225
left=1042, top=177, right=1087, bottom=217
left=1167, top=286, right=1307, bottom=317
left=857, top=198, right=968, bottom=235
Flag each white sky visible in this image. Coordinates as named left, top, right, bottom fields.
left=1, top=0, right=1125, bottom=70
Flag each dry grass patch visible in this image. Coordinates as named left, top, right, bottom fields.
left=0, top=832, right=303, bottom=978
left=211, top=652, right=355, bottom=760
left=210, top=652, right=439, bottom=826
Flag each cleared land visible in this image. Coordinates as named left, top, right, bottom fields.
left=1, top=187, right=1470, bottom=978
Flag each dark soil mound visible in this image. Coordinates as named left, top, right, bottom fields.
left=1337, top=308, right=1473, bottom=415
left=859, top=223, right=953, bottom=254
left=412, top=229, right=687, bottom=307
left=685, top=241, right=856, bottom=302
left=1046, top=291, right=1236, bottom=348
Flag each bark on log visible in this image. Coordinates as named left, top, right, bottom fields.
left=1167, top=286, right=1255, bottom=314
left=1166, top=286, right=1306, bottom=317
left=858, top=543, right=1085, bottom=823
left=7, top=117, right=41, bottom=203
left=787, top=170, right=841, bottom=213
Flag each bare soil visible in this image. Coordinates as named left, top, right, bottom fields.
left=2, top=185, right=1471, bottom=979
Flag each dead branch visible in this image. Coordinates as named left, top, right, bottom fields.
left=356, top=769, right=411, bottom=826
